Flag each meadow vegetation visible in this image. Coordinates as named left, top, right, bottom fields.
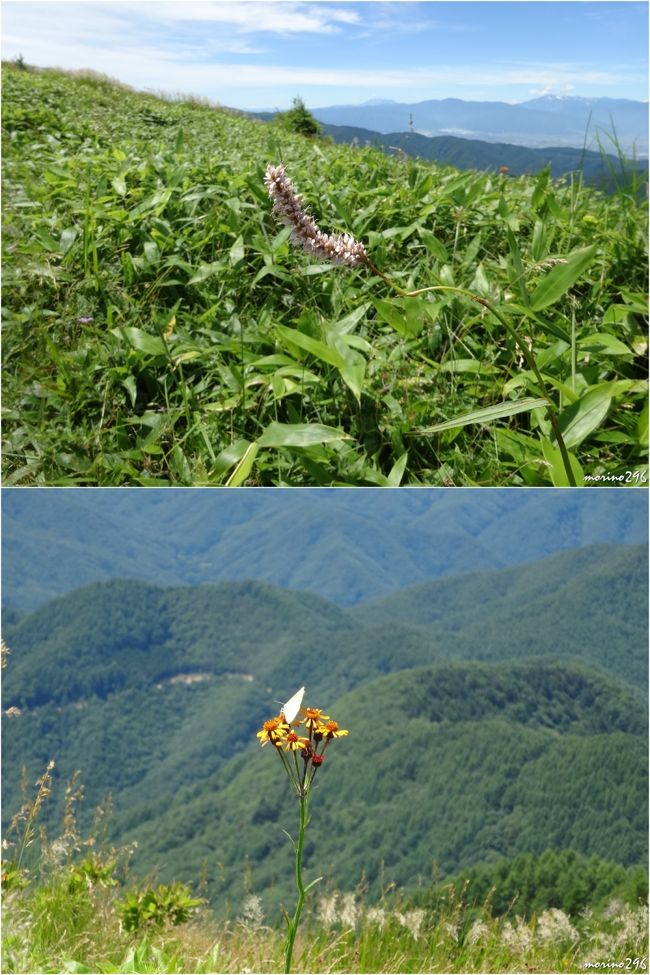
left=2, top=63, right=647, bottom=485
left=2, top=768, right=647, bottom=974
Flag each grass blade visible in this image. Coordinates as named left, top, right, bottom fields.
left=418, top=398, right=549, bottom=434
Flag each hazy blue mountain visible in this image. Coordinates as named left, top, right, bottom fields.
left=3, top=490, right=647, bottom=612
left=309, top=95, right=648, bottom=154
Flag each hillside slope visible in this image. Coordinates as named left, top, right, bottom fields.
left=319, top=125, right=648, bottom=188
left=3, top=66, right=647, bottom=485
left=109, top=661, right=648, bottom=906
left=2, top=546, right=647, bottom=908
left=349, top=543, right=649, bottom=688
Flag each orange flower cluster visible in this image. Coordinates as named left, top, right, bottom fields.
left=256, top=696, right=348, bottom=796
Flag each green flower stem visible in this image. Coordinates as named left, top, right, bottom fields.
left=284, top=793, right=309, bottom=974
left=366, top=261, right=576, bottom=487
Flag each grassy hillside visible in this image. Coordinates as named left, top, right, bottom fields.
left=2, top=64, right=648, bottom=485
left=3, top=488, right=648, bottom=612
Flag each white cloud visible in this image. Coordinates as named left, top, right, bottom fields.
left=2, top=1, right=362, bottom=40
left=1, top=3, right=645, bottom=107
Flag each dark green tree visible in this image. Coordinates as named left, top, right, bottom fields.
left=278, top=97, right=321, bottom=137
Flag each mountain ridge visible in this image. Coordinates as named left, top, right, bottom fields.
left=3, top=491, right=647, bottom=612
left=306, top=93, right=648, bottom=153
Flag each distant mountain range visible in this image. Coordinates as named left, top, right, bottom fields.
left=308, top=95, right=648, bottom=155
left=3, top=490, right=647, bottom=612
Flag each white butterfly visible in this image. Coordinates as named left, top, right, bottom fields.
left=282, top=686, right=305, bottom=724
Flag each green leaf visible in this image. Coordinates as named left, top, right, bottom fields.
left=225, top=442, right=259, bottom=486
left=188, top=262, right=226, bottom=285
left=275, top=325, right=365, bottom=398
left=439, top=359, right=499, bottom=375
left=275, top=325, right=345, bottom=370
left=111, top=327, right=167, bottom=357
left=372, top=297, right=428, bottom=338
left=111, top=176, right=127, bottom=197
left=419, top=397, right=548, bottom=433
left=214, top=439, right=253, bottom=475
left=59, top=227, right=78, bottom=255
left=122, top=375, right=137, bottom=408
left=578, top=332, right=634, bottom=356
left=541, top=439, right=584, bottom=486
left=256, top=422, right=350, bottom=448
left=558, top=385, right=613, bottom=448
left=529, top=244, right=598, bottom=311
left=387, top=451, right=409, bottom=486
left=372, top=298, right=412, bottom=338
left=229, top=235, right=245, bottom=266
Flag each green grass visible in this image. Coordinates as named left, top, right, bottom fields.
left=3, top=837, right=648, bottom=974
left=2, top=63, right=648, bottom=485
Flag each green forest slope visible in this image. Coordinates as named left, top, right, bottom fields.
left=3, top=546, right=647, bottom=911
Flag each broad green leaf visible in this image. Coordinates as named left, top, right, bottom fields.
left=229, top=235, right=245, bottom=266
left=541, top=439, right=584, bottom=486
left=122, top=375, right=137, bottom=408
left=301, top=263, right=336, bottom=275
left=372, top=298, right=426, bottom=338
left=128, top=188, right=171, bottom=219
left=334, top=303, right=372, bottom=334
left=111, top=327, right=167, bottom=357
left=143, top=241, right=159, bottom=264
left=256, top=422, right=350, bottom=448
left=251, top=264, right=290, bottom=286
left=372, top=298, right=412, bottom=338
left=439, top=359, right=499, bottom=375
left=33, top=226, right=60, bottom=251
left=111, top=176, right=127, bottom=197
left=275, top=325, right=345, bottom=370
left=387, top=451, right=409, bottom=486
left=558, top=385, right=613, bottom=448
left=188, top=262, right=226, bottom=285
left=578, top=332, right=634, bottom=356
left=419, top=397, right=548, bottom=433
left=529, top=244, right=598, bottom=311
left=419, top=230, right=448, bottom=262
left=338, top=360, right=365, bottom=400
left=225, top=441, right=259, bottom=486
left=59, top=227, right=78, bottom=254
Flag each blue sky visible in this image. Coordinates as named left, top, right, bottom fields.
left=2, top=1, right=647, bottom=109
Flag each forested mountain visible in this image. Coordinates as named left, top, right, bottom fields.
left=318, top=125, right=649, bottom=188
left=2, top=544, right=647, bottom=910
left=349, top=543, right=648, bottom=689
left=3, top=489, right=647, bottom=611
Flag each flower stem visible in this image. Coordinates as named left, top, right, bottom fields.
left=368, top=265, right=576, bottom=487
left=284, top=793, right=309, bottom=974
